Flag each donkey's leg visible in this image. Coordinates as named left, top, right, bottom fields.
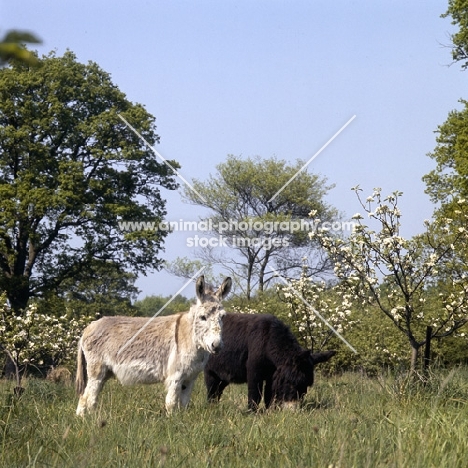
left=165, top=376, right=183, bottom=413
left=179, top=378, right=196, bottom=408
left=205, top=370, right=228, bottom=402
left=76, top=362, right=109, bottom=416
left=246, top=364, right=264, bottom=411
left=263, top=375, right=274, bottom=409
left=166, top=375, right=197, bottom=411
left=76, top=378, right=105, bottom=416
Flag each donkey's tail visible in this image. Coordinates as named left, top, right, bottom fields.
left=75, top=337, right=87, bottom=395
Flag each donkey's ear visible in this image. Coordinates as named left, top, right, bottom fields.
left=310, top=350, right=336, bottom=365
left=196, top=275, right=206, bottom=300
left=217, top=277, right=232, bottom=299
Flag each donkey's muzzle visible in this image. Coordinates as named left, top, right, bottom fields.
left=209, top=340, right=223, bottom=355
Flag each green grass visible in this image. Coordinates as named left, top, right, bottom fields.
left=2, top=369, right=468, bottom=467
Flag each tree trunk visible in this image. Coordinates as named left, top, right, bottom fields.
left=3, top=357, right=16, bottom=378
left=257, top=249, right=271, bottom=294
left=423, top=326, right=433, bottom=374
left=0, top=273, right=31, bottom=313
left=246, top=261, right=253, bottom=300
left=410, top=343, right=420, bottom=372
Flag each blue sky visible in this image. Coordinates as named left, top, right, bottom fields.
left=3, top=1, right=467, bottom=298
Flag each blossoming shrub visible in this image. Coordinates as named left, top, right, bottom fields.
left=0, top=295, right=95, bottom=387
left=277, top=274, right=355, bottom=349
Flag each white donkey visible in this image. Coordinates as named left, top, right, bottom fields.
left=76, top=275, right=232, bottom=416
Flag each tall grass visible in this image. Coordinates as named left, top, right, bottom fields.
left=1, top=368, right=468, bottom=467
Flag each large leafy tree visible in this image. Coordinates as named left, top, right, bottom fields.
left=423, top=100, right=468, bottom=217
left=422, top=102, right=468, bottom=308
left=181, top=155, right=338, bottom=299
left=0, top=51, right=178, bottom=312
left=423, top=0, right=468, bottom=259
left=443, top=0, right=468, bottom=69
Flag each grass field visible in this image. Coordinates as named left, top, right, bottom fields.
left=1, top=368, right=468, bottom=467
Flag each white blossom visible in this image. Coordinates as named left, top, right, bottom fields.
left=0, top=296, right=95, bottom=386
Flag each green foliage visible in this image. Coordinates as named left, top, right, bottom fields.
left=424, top=100, right=468, bottom=204
left=0, top=50, right=178, bottom=311
left=423, top=101, right=468, bottom=261
left=2, top=371, right=468, bottom=467
left=225, top=287, right=285, bottom=316
left=134, top=294, right=191, bottom=317
left=54, top=260, right=139, bottom=318
left=443, top=0, right=468, bottom=69
left=188, top=154, right=334, bottom=216
left=432, top=332, right=468, bottom=365
left=0, top=30, right=41, bottom=67
left=337, top=302, right=410, bottom=374
left=181, top=154, right=338, bottom=298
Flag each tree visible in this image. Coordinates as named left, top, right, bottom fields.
left=53, top=260, right=139, bottom=318
left=423, top=101, right=468, bottom=279
left=0, top=31, right=41, bottom=67
left=442, top=0, right=468, bottom=69
left=164, top=257, right=218, bottom=286
left=424, top=100, right=468, bottom=218
left=0, top=51, right=178, bottom=312
left=310, top=187, right=468, bottom=370
left=181, top=155, right=338, bottom=299
left=134, top=294, right=191, bottom=317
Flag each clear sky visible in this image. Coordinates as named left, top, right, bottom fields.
left=2, top=1, right=467, bottom=298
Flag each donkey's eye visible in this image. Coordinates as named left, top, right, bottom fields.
left=200, top=315, right=207, bottom=321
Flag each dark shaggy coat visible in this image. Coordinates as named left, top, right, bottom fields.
left=204, top=313, right=335, bottom=411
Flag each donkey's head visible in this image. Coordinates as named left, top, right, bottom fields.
left=272, top=350, right=336, bottom=408
left=192, top=275, right=232, bottom=354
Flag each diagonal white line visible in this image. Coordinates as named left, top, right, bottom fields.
left=270, top=267, right=358, bottom=354
left=116, top=266, right=207, bottom=356
left=117, top=114, right=208, bottom=203
left=268, top=115, right=356, bottom=203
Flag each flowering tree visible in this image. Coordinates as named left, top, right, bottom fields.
left=0, top=296, right=95, bottom=389
left=277, top=270, right=356, bottom=351
left=309, top=187, right=468, bottom=370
